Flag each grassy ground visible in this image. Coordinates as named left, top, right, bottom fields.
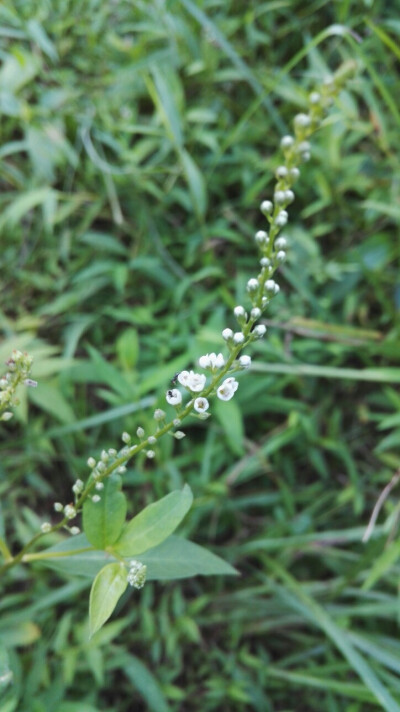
left=0, top=1, right=399, bottom=710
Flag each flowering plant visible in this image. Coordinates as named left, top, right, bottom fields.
left=0, top=62, right=356, bottom=637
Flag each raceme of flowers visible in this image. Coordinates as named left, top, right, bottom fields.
left=0, top=62, right=357, bottom=580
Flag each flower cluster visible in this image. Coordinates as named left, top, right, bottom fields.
left=0, top=350, right=36, bottom=421
left=127, top=560, right=147, bottom=589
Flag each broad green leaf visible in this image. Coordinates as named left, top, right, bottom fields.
left=113, top=485, right=193, bottom=557
left=137, top=535, right=238, bottom=579
left=89, top=563, right=127, bottom=638
left=38, top=533, right=237, bottom=580
left=83, top=475, right=127, bottom=550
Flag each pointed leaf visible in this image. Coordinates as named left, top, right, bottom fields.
left=138, top=535, right=238, bottom=579
left=113, top=485, right=193, bottom=557
left=89, top=563, right=127, bottom=637
left=83, top=474, right=127, bottom=549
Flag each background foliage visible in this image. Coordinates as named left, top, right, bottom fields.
left=0, top=0, right=399, bottom=710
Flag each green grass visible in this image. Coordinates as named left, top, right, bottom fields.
left=0, top=0, right=399, bottom=710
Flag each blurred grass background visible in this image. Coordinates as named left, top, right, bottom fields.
left=0, top=0, right=399, bottom=710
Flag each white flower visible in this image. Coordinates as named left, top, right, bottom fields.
left=178, top=370, right=206, bottom=392
left=275, top=236, right=287, bottom=249
left=54, top=502, right=63, bottom=512
left=260, top=199, right=273, bottom=214
left=199, top=353, right=225, bottom=370
left=72, top=479, right=84, bottom=495
left=217, top=377, right=239, bottom=402
left=64, top=504, right=77, bottom=519
left=136, top=426, right=145, bottom=438
left=41, top=522, right=51, bottom=533
left=127, top=560, right=147, bottom=589
left=250, top=307, right=261, bottom=319
left=87, top=457, right=96, bottom=468
left=246, top=278, right=259, bottom=293
left=194, top=397, right=209, bottom=413
left=275, top=166, right=288, bottom=179
left=70, top=526, right=80, bottom=535
left=253, top=324, right=267, bottom=338
left=255, top=230, right=269, bottom=245
left=239, top=355, right=251, bottom=369
left=153, top=409, right=166, bottom=421
left=92, top=495, right=101, bottom=503
left=146, top=450, right=155, bottom=459
left=166, top=388, right=182, bottom=405
left=233, top=332, right=245, bottom=345
left=280, top=135, right=294, bottom=149
left=275, top=211, right=288, bottom=227
left=233, top=305, right=246, bottom=319
left=122, top=431, right=131, bottom=443
left=222, top=328, right=234, bottom=341
left=148, top=435, right=156, bottom=445
left=265, top=280, right=277, bottom=293
left=276, top=250, right=286, bottom=262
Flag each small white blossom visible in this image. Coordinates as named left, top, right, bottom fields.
left=294, top=113, right=311, bottom=129
left=275, top=236, right=287, bottom=249
left=97, top=461, right=106, bottom=473
left=154, top=409, right=166, bottom=421
left=136, top=427, right=145, bottom=438
left=92, top=495, right=101, bottom=503
left=1, top=412, right=13, bottom=421
left=222, top=328, right=234, bottom=341
left=117, top=465, right=127, bottom=474
left=173, top=418, right=181, bottom=426
left=108, top=448, right=117, bottom=457
left=234, top=305, right=246, bottom=319
left=95, top=482, right=104, bottom=490
left=165, top=388, right=182, bottom=405
left=64, top=504, right=77, bottom=519
left=148, top=435, right=156, bottom=445
left=70, top=526, right=80, bottom=536
left=309, top=91, right=321, bottom=104
left=194, top=397, right=209, bottom=413
left=260, top=199, right=273, bottom=214
left=146, top=450, right=155, bottom=459
left=247, top=278, right=259, bottom=293
left=274, top=190, right=286, bottom=205
left=127, top=560, right=147, bottom=589
left=72, top=479, right=84, bottom=495
left=239, top=355, right=251, bottom=369
left=275, top=165, right=288, bottom=179
left=250, top=307, right=261, bottom=319
left=54, top=502, right=63, bottom=512
left=265, top=280, right=277, bottom=292
left=276, top=250, right=286, bottom=262
left=233, top=332, right=245, bottom=345
left=101, top=450, right=109, bottom=462
left=41, top=522, right=52, bottom=533
left=290, top=167, right=300, bottom=181
left=280, top=135, right=294, bottom=149
left=255, top=230, right=269, bottom=245
left=174, top=430, right=186, bottom=439
left=253, top=324, right=267, bottom=338
left=217, top=377, right=239, bottom=402
left=275, top=211, right=288, bottom=227
left=122, top=431, right=131, bottom=443
left=178, top=371, right=206, bottom=392
left=87, top=457, right=96, bottom=468
left=199, top=353, right=225, bottom=370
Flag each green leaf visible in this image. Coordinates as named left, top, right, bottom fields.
left=137, top=535, right=238, bottom=579
left=83, top=474, right=127, bottom=550
left=38, top=533, right=237, bottom=580
left=113, top=485, right=193, bottom=557
left=89, top=563, right=127, bottom=638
